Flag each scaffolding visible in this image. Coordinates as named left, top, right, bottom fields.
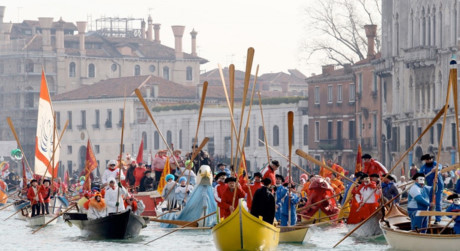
left=93, top=17, right=144, bottom=38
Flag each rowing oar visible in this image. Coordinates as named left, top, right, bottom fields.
left=296, top=192, right=343, bottom=213
left=32, top=203, right=77, bottom=234
left=144, top=211, right=216, bottom=245
left=439, top=218, right=456, bottom=234
left=152, top=209, right=180, bottom=219
left=4, top=208, right=22, bottom=221
left=0, top=203, right=13, bottom=211
left=333, top=191, right=402, bottom=248
left=147, top=217, right=198, bottom=227
left=416, top=211, right=460, bottom=217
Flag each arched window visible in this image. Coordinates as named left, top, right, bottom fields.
left=303, top=124, right=308, bottom=146
left=163, top=66, right=169, bottom=80
left=258, top=126, right=264, bottom=146
left=154, top=131, right=159, bottom=149
left=134, top=65, right=141, bottom=76
left=186, top=66, right=193, bottom=81
left=273, top=125, right=279, bottom=146
left=69, top=62, right=76, bottom=77
left=142, top=131, right=147, bottom=150
left=245, top=128, right=250, bottom=147
left=167, top=130, right=172, bottom=145
left=179, top=130, right=183, bottom=149
left=88, top=63, right=95, bottom=78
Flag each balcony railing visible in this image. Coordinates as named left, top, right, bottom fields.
left=318, top=138, right=357, bottom=150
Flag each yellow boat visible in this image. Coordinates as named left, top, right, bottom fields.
left=300, top=209, right=336, bottom=224
left=212, top=202, right=279, bottom=251
left=278, top=225, right=311, bottom=243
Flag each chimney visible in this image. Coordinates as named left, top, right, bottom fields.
left=55, top=18, right=65, bottom=54
left=190, top=29, right=197, bottom=56
left=343, top=63, right=352, bottom=73
left=322, top=64, right=335, bottom=75
left=0, top=6, right=5, bottom=24
left=147, top=15, right=153, bottom=41
left=153, top=23, right=161, bottom=43
left=76, top=21, right=87, bottom=56
left=38, top=17, right=53, bottom=52
left=141, top=20, right=146, bottom=39
left=2, top=22, right=12, bottom=41
left=364, top=24, right=377, bottom=58
left=171, top=25, right=185, bottom=59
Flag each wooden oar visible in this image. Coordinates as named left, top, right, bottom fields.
left=259, top=139, right=311, bottom=176
left=296, top=192, right=343, bottom=213
left=32, top=203, right=77, bottom=234
left=287, top=111, right=294, bottom=226
left=416, top=211, right=460, bottom=217
left=229, top=65, right=235, bottom=168
left=0, top=203, right=13, bottom=211
left=296, top=149, right=355, bottom=184
left=116, top=86, right=127, bottom=213
left=144, top=211, right=216, bottom=245
left=439, top=217, right=456, bottom=234
left=148, top=217, right=198, bottom=227
left=4, top=208, right=22, bottom=220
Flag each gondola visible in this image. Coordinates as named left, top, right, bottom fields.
left=63, top=209, right=146, bottom=239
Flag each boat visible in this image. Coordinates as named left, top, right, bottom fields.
left=133, top=190, right=163, bottom=216
left=212, top=202, right=279, bottom=251
left=346, top=209, right=383, bottom=238
left=63, top=209, right=147, bottom=239
left=379, top=203, right=459, bottom=251
left=278, top=225, right=311, bottom=243
left=13, top=199, right=30, bottom=211
left=300, top=209, right=337, bottom=224
left=27, top=214, right=57, bottom=227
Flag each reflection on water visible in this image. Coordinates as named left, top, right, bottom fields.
left=0, top=208, right=391, bottom=251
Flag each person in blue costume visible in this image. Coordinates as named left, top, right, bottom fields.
left=274, top=174, right=285, bottom=222
left=160, top=165, right=217, bottom=228
left=445, top=193, right=460, bottom=234
left=279, top=183, right=299, bottom=226
left=408, top=173, right=432, bottom=233
left=418, top=154, right=444, bottom=223
left=455, top=176, right=460, bottom=194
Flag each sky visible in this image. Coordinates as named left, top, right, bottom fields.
left=2, top=0, right=319, bottom=76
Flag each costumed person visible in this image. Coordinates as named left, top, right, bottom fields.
left=279, top=183, right=300, bottom=226
left=362, top=154, right=388, bottom=176
left=124, top=194, right=138, bottom=214
left=300, top=175, right=339, bottom=223
left=262, top=160, right=280, bottom=186
left=27, top=179, right=42, bottom=217
left=352, top=173, right=381, bottom=222
left=87, top=192, right=107, bottom=219
left=409, top=163, right=418, bottom=178
left=177, top=160, right=197, bottom=186
left=299, top=174, right=309, bottom=200
left=382, top=174, right=400, bottom=203
left=220, top=177, right=246, bottom=219
left=39, top=179, right=52, bottom=215
left=133, top=162, right=146, bottom=190
left=456, top=171, right=460, bottom=194
left=161, top=174, right=177, bottom=210
left=101, top=160, right=125, bottom=187
left=170, top=149, right=184, bottom=176
left=105, top=178, right=128, bottom=214
left=251, top=177, right=276, bottom=224
left=175, top=176, right=194, bottom=208
left=153, top=150, right=167, bottom=183
left=419, top=154, right=443, bottom=224
left=330, top=173, right=345, bottom=201
left=370, top=173, right=381, bottom=186
left=216, top=163, right=231, bottom=177
left=213, top=172, right=228, bottom=218
left=139, top=170, right=154, bottom=192
left=321, top=159, right=344, bottom=178
left=342, top=172, right=365, bottom=222
left=407, top=173, right=432, bottom=232
left=274, top=174, right=286, bottom=222
left=242, top=172, right=263, bottom=211
left=125, top=161, right=137, bottom=190
left=446, top=193, right=460, bottom=234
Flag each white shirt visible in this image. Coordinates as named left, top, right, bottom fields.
left=87, top=203, right=107, bottom=219
left=359, top=185, right=379, bottom=204
left=102, top=168, right=125, bottom=185
left=104, top=186, right=127, bottom=214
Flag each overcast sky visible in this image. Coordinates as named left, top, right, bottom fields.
left=2, top=0, right=322, bottom=76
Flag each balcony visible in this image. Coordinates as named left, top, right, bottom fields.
left=318, top=139, right=357, bottom=150
left=403, top=47, right=437, bottom=67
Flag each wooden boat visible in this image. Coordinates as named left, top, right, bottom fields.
left=300, top=209, right=337, bottom=224
left=212, top=202, right=279, bottom=251
left=346, top=209, right=383, bottom=238
left=13, top=199, right=30, bottom=211
left=133, top=190, right=163, bottom=216
left=63, top=209, right=146, bottom=239
left=380, top=204, right=460, bottom=251
left=27, top=214, right=57, bottom=227
left=278, top=225, right=311, bottom=243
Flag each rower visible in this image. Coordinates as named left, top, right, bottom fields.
left=39, top=179, right=52, bottom=215
left=279, top=183, right=299, bottom=226
left=362, top=154, right=388, bottom=177
left=162, top=174, right=177, bottom=210
left=382, top=174, right=399, bottom=204
left=220, top=177, right=246, bottom=219
left=419, top=154, right=443, bottom=224
left=446, top=193, right=460, bottom=234
left=105, top=178, right=128, bottom=214
left=262, top=160, right=280, bottom=186
left=213, top=172, right=228, bottom=218
left=101, top=160, right=125, bottom=188
left=408, top=173, right=431, bottom=233
left=27, top=179, right=41, bottom=217
left=88, top=192, right=107, bottom=219
left=251, top=178, right=275, bottom=224
left=274, top=174, right=286, bottom=222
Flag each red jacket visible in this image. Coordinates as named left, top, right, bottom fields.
left=262, top=167, right=276, bottom=186
left=134, top=167, right=146, bottom=187
left=220, top=186, right=246, bottom=219
left=124, top=200, right=138, bottom=212
left=364, top=159, right=388, bottom=176
left=39, top=185, right=51, bottom=203
left=242, top=181, right=262, bottom=210
left=27, top=186, right=42, bottom=205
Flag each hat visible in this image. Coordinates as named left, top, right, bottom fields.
left=253, top=172, right=262, bottom=178
left=386, top=174, right=396, bottom=181
left=217, top=163, right=225, bottom=167
left=30, top=179, right=37, bottom=184
left=275, top=174, right=285, bottom=182
left=354, top=171, right=365, bottom=179
left=262, top=178, right=272, bottom=186
left=420, top=154, right=433, bottom=161
left=185, top=160, right=194, bottom=168
left=131, top=160, right=137, bottom=164
left=300, top=173, right=309, bottom=181
left=165, top=174, right=175, bottom=182
left=370, top=173, right=380, bottom=178
left=179, top=177, right=187, bottom=183
left=362, top=154, right=372, bottom=159
left=43, top=179, right=51, bottom=184
left=173, top=149, right=182, bottom=153
left=271, top=160, right=280, bottom=167
left=94, top=192, right=102, bottom=198
left=411, top=173, right=425, bottom=180
left=361, top=173, right=369, bottom=178
left=215, top=172, right=227, bottom=180
left=192, top=144, right=199, bottom=149
left=447, top=193, right=459, bottom=200
left=108, top=159, right=117, bottom=167
left=225, top=177, right=237, bottom=183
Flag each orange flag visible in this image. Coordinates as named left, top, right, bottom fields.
left=355, top=144, right=363, bottom=174
left=157, top=157, right=170, bottom=194
left=83, top=139, right=98, bottom=191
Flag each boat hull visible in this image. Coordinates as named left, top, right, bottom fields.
left=27, top=214, right=57, bottom=227
left=212, top=203, right=279, bottom=251
left=279, top=226, right=311, bottom=243
left=133, top=191, right=163, bottom=216
left=63, top=210, right=146, bottom=239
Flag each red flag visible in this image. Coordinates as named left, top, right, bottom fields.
left=64, top=170, right=69, bottom=187
left=136, top=140, right=144, bottom=164
left=83, top=139, right=98, bottom=191
left=355, top=144, right=363, bottom=174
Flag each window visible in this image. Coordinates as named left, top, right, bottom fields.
left=68, top=111, right=72, bottom=129
left=134, top=65, right=141, bottom=76
left=245, top=128, right=250, bottom=147
left=315, top=121, right=320, bottom=142
left=349, top=84, right=356, bottom=102
left=67, top=145, right=72, bottom=154
left=314, top=86, right=320, bottom=104
left=373, top=114, right=377, bottom=147
left=273, top=125, right=279, bottom=146
left=337, top=85, right=343, bottom=102
left=429, top=127, right=434, bottom=144
left=25, top=90, right=34, bottom=108
left=105, top=109, right=112, bottom=128
left=94, top=110, right=100, bottom=129
left=258, top=126, right=264, bottom=146
left=373, top=73, right=378, bottom=92
left=118, top=109, right=123, bottom=127
left=163, top=66, right=169, bottom=80
left=327, top=85, right=333, bottom=103
left=25, top=60, right=34, bottom=73
left=149, top=65, right=155, bottom=73
left=69, top=62, right=76, bottom=77
left=437, top=123, right=442, bottom=144
left=154, top=131, right=159, bottom=149
left=95, top=145, right=100, bottom=154
left=80, top=110, right=86, bottom=129
left=327, top=121, right=333, bottom=140
left=67, top=161, right=73, bottom=174
left=56, top=112, right=61, bottom=130
left=359, top=115, right=363, bottom=137
left=452, top=123, right=457, bottom=147
left=142, top=131, right=148, bottom=150
left=358, top=73, right=362, bottom=95
left=186, top=66, right=193, bottom=81
left=179, top=130, right=183, bottom=149
left=303, top=124, right=308, bottom=145
left=337, top=121, right=343, bottom=140
left=111, top=63, right=117, bottom=72
left=167, top=130, right=172, bottom=145
left=349, top=120, right=356, bottom=139
left=405, top=125, right=412, bottom=150
left=88, top=63, right=95, bottom=78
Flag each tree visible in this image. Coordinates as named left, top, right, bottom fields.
left=303, top=0, right=382, bottom=66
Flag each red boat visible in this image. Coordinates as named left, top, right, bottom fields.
left=133, top=191, right=163, bottom=216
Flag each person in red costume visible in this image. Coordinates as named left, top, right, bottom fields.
left=262, top=160, right=280, bottom=186
left=241, top=172, right=263, bottom=211
left=133, top=162, right=146, bottom=190
left=300, top=175, right=339, bottom=221
left=214, top=172, right=228, bottom=218
left=124, top=194, right=138, bottom=213
left=220, top=177, right=246, bottom=219
left=348, top=173, right=381, bottom=223
left=320, top=159, right=345, bottom=178
left=27, top=179, right=43, bottom=217
left=39, top=179, right=52, bottom=214
left=362, top=154, right=388, bottom=177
